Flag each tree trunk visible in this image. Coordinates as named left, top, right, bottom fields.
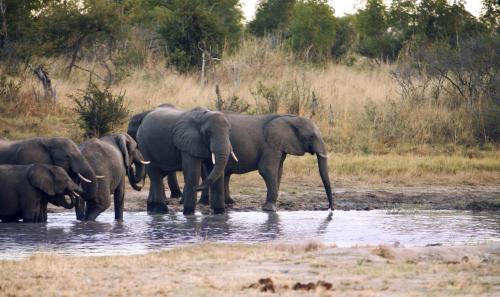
left=0, top=0, right=7, bottom=49
left=29, top=64, right=56, bottom=102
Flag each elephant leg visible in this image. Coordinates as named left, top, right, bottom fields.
left=210, top=176, right=225, bottom=214
left=167, top=172, right=182, bottom=199
left=147, top=165, right=168, bottom=214
left=114, top=179, right=125, bottom=220
left=22, top=206, right=39, bottom=223
left=39, top=200, right=48, bottom=222
left=181, top=154, right=201, bottom=215
left=75, top=197, right=86, bottom=221
left=258, top=156, right=281, bottom=212
left=199, top=162, right=210, bottom=205
left=277, top=155, right=286, bottom=190
left=224, top=174, right=235, bottom=205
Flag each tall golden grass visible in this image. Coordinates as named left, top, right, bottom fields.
left=30, top=37, right=485, bottom=153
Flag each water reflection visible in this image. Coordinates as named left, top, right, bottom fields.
left=0, top=210, right=499, bottom=259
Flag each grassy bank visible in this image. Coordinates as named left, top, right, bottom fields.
left=1, top=243, right=498, bottom=296
left=1, top=39, right=499, bottom=186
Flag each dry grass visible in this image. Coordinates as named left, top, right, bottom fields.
left=1, top=243, right=498, bottom=296
left=1, top=38, right=499, bottom=184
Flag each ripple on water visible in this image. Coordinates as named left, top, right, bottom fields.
left=0, top=210, right=499, bottom=259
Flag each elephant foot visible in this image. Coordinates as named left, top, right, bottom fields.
left=199, top=196, right=209, bottom=205
left=170, top=191, right=182, bottom=199
left=147, top=201, right=169, bottom=214
left=262, top=202, right=277, bottom=212
left=213, top=207, right=225, bottom=214
left=183, top=207, right=195, bottom=215
left=225, top=196, right=235, bottom=205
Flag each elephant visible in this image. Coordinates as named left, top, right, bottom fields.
left=0, top=164, right=82, bottom=222
left=128, top=106, right=183, bottom=199
left=76, top=133, right=149, bottom=221
left=136, top=105, right=235, bottom=214
left=197, top=113, right=334, bottom=211
left=130, top=108, right=333, bottom=212
left=0, top=137, right=99, bottom=202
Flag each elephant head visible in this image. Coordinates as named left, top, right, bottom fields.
left=27, top=164, right=83, bottom=209
left=173, top=108, right=232, bottom=190
left=264, top=116, right=334, bottom=210
left=115, top=133, right=148, bottom=191
left=41, top=138, right=98, bottom=199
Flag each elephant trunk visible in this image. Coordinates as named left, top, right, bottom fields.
left=196, top=136, right=230, bottom=190
left=128, top=162, right=146, bottom=191
left=317, top=154, right=334, bottom=210
left=71, top=157, right=98, bottom=201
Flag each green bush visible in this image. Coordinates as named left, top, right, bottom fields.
left=71, top=81, right=129, bottom=138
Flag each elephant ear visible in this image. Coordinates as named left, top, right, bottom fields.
left=264, top=116, right=306, bottom=155
left=28, top=164, right=57, bottom=196
left=172, top=110, right=210, bottom=158
left=115, top=134, right=131, bottom=168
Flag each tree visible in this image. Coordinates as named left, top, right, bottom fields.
left=288, top=0, right=336, bottom=62
left=415, top=0, right=482, bottom=46
left=159, top=0, right=242, bottom=72
left=248, top=0, right=295, bottom=36
left=37, top=0, right=124, bottom=77
left=388, top=0, right=417, bottom=41
left=480, top=0, right=499, bottom=32
left=0, top=0, right=47, bottom=57
left=331, top=15, right=356, bottom=60
left=355, top=0, right=398, bottom=60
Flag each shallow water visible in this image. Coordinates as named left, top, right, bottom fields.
left=0, top=210, right=499, bottom=259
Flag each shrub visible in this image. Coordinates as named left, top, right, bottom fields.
left=213, top=85, right=251, bottom=113
left=71, top=81, right=129, bottom=138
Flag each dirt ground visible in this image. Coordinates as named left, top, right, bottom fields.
left=1, top=242, right=499, bottom=296
left=119, top=182, right=500, bottom=213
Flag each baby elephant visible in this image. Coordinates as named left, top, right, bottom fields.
left=0, top=164, right=82, bottom=222
left=77, top=134, right=148, bottom=221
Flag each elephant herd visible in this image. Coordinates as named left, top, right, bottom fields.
left=0, top=104, right=334, bottom=223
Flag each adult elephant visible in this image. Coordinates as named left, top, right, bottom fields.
left=0, top=137, right=99, bottom=200
left=198, top=113, right=334, bottom=212
left=0, top=164, right=82, bottom=222
left=76, top=133, right=148, bottom=221
left=136, top=105, right=234, bottom=214
left=128, top=107, right=183, bottom=199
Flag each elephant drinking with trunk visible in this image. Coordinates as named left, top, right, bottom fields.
left=198, top=113, right=334, bottom=211
left=136, top=106, right=235, bottom=214
left=0, top=164, right=82, bottom=222
left=0, top=137, right=99, bottom=206
left=76, top=134, right=148, bottom=221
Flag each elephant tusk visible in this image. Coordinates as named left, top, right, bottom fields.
left=231, top=151, right=239, bottom=162
left=212, top=153, right=216, bottom=165
left=317, top=153, right=328, bottom=159
left=96, top=175, right=105, bottom=179
left=71, top=191, right=80, bottom=198
left=140, top=160, right=151, bottom=165
left=78, top=173, right=92, bottom=183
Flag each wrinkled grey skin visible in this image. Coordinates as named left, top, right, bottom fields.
left=127, top=105, right=183, bottom=199
left=198, top=113, right=334, bottom=211
left=0, top=164, right=82, bottom=222
left=76, top=134, right=147, bottom=221
left=136, top=105, right=232, bottom=214
left=0, top=137, right=99, bottom=201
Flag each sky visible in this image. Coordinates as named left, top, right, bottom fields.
left=240, top=0, right=484, bottom=22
